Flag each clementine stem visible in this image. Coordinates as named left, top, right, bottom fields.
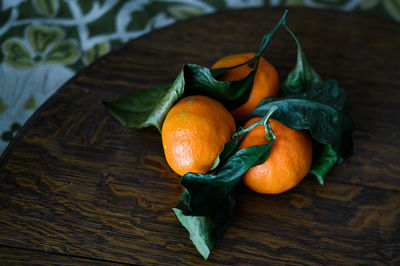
left=256, top=9, right=288, bottom=57
left=211, top=10, right=288, bottom=76
left=232, top=105, right=277, bottom=139
left=263, top=106, right=277, bottom=142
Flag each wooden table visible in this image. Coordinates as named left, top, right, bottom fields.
left=1, top=7, right=399, bottom=265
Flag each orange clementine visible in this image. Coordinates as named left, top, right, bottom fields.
left=162, top=95, right=236, bottom=176
left=239, top=117, right=312, bottom=194
left=211, top=53, right=279, bottom=122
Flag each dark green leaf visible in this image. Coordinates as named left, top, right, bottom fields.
left=250, top=80, right=354, bottom=183
left=280, top=22, right=322, bottom=95
left=209, top=138, right=238, bottom=172
left=104, top=63, right=257, bottom=131
left=210, top=109, right=276, bottom=172
left=209, top=53, right=259, bottom=79
left=310, top=143, right=338, bottom=185
left=277, top=22, right=353, bottom=184
left=185, top=63, right=256, bottom=109
left=172, top=194, right=234, bottom=260
left=281, top=22, right=322, bottom=96
left=174, top=142, right=273, bottom=259
left=172, top=208, right=214, bottom=259
left=179, top=143, right=273, bottom=216
left=104, top=77, right=180, bottom=132
left=281, top=45, right=322, bottom=96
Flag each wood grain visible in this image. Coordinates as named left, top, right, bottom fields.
left=0, top=246, right=119, bottom=265
left=0, top=7, right=399, bottom=265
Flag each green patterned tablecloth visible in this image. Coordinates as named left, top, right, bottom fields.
left=0, top=0, right=399, bottom=155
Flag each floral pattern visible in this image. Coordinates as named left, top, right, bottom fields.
left=3, top=25, right=79, bottom=68
left=0, top=0, right=399, bottom=155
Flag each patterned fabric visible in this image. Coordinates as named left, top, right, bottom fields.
left=0, top=0, right=399, bottom=155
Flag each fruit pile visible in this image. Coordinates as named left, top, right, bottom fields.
left=105, top=10, right=353, bottom=260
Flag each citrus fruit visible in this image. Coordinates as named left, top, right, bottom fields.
left=239, top=117, right=312, bottom=194
left=162, top=95, right=236, bottom=176
left=211, top=53, right=279, bottom=122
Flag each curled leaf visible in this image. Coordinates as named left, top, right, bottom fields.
left=281, top=21, right=322, bottom=95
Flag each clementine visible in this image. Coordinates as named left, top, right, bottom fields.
left=211, top=53, right=279, bottom=122
left=239, top=117, right=312, bottom=194
left=162, top=95, right=236, bottom=176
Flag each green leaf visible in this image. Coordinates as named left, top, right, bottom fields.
left=185, top=63, right=256, bottom=109
left=27, top=25, right=63, bottom=53
left=250, top=80, right=354, bottom=183
left=281, top=22, right=322, bottom=96
left=173, top=193, right=234, bottom=260
left=310, top=143, right=338, bottom=185
left=33, top=0, right=60, bottom=17
left=4, top=39, right=34, bottom=69
left=44, top=40, right=79, bottom=64
left=174, top=142, right=273, bottom=259
left=104, top=63, right=257, bottom=131
left=172, top=208, right=214, bottom=259
left=180, top=143, right=273, bottom=215
left=266, top=22, right=353, bottom=183
left=210, top=109, right=277, bottom=172
left=251, top=80, right=353, bottom=158
left=104, top=76, right=182, bottom=132
left=209, top=138, right=238, bottom=172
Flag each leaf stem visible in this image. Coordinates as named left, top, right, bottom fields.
left=257, top=9, right=288, bottom=57
left=283, top=21, right=306, bottom=78
left=211, top=10, right=288, bottom=76
left=263, top=105, right=277, bottom=141
left=232, top=105, right=278, bottom=139
left=282, top=21, right=301, bottom=50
